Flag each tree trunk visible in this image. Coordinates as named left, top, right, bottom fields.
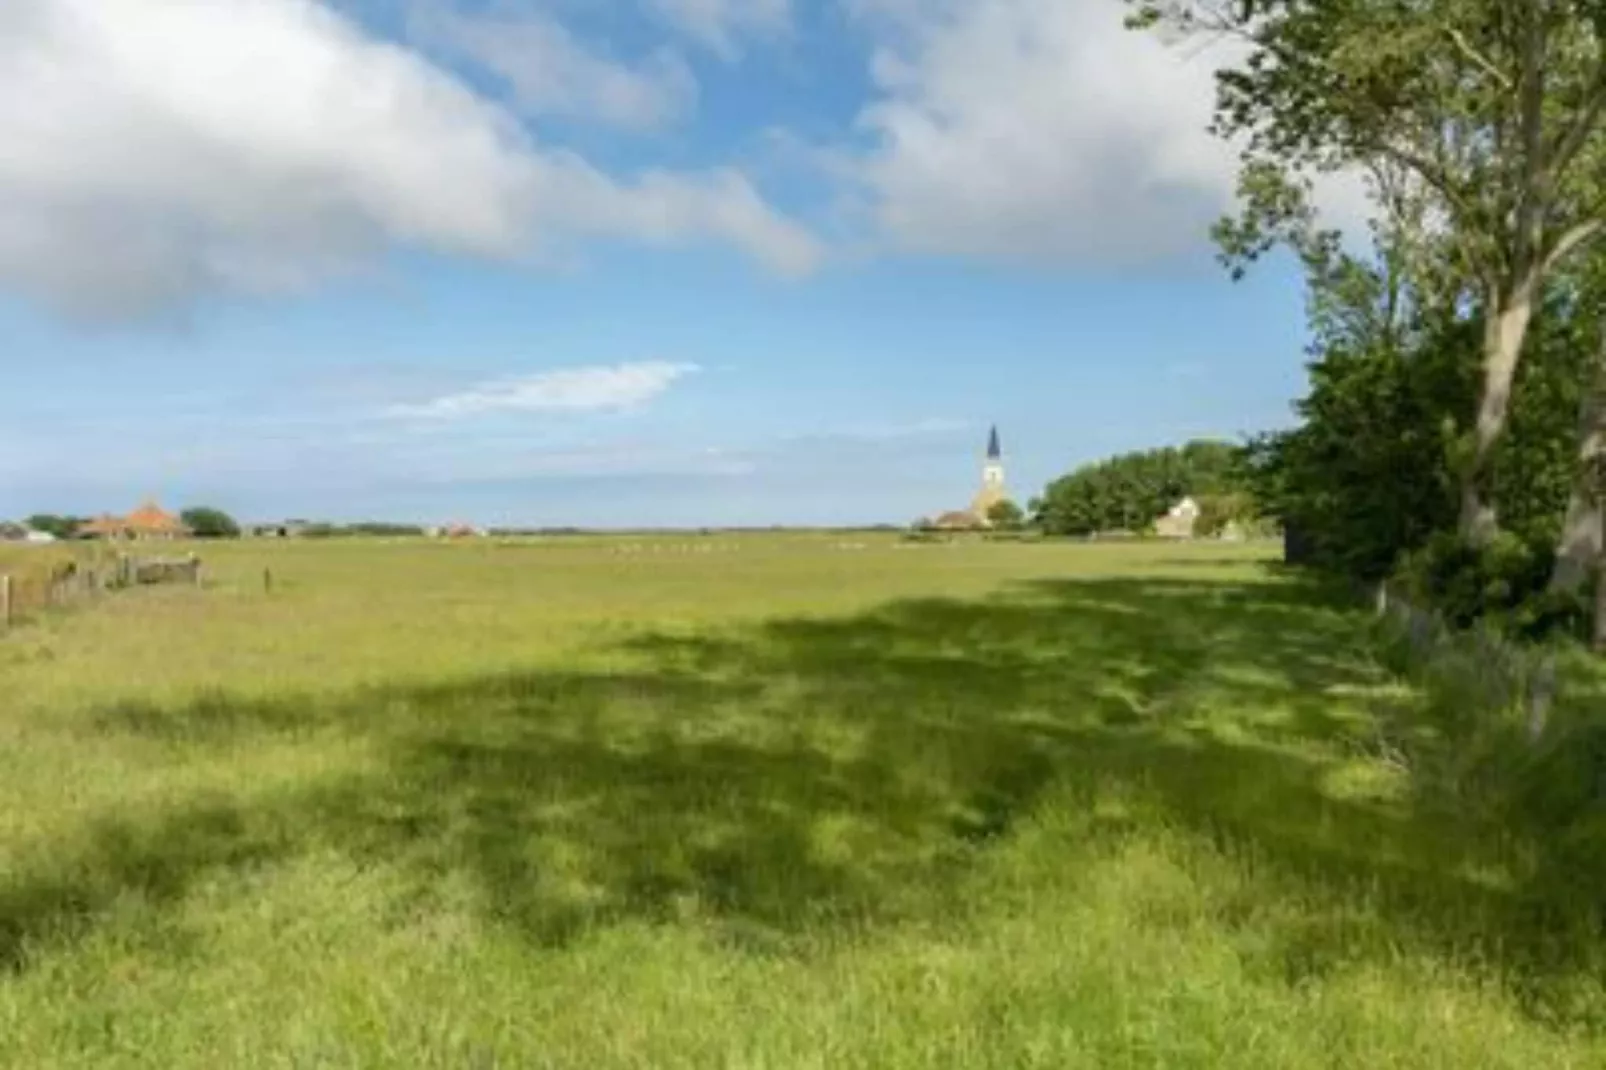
left=1595, top=560, right=1606, bottom=653
left=1460, top=279, right=1537, bottom=543
left=1550, top=332, right=1606, bottom=595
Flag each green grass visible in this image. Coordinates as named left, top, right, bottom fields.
left=2, top=535, right=1604, bottom=1067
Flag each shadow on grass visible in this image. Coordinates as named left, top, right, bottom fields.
left=9, top=572, right=1606, bottom=1021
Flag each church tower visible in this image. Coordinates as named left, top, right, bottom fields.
left=971, top=424, right=1007, bottom=520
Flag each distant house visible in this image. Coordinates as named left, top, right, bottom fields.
left=1154, top=496, right=1201, bottom=540
left=76, top=515, right=127, bottom=540
left=248, top=519, right=311, bottom=539
left=126, top=501, right=188, bottom=540
left=931, top=510, right=986, bottom=531
left=79, top=501, right=190, bottom=541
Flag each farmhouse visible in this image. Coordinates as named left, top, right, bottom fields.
left=247, top=519, right=312, bottom=539
left=931, top=510, right=986, bottom=532
left=78, top=501, right=190, bottom=541
left=1154, top=496, right=1201, bottom=539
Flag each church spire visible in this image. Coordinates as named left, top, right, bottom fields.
left=986, top=424, right=1001, bottom=460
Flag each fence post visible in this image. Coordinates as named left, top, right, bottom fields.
left=1529, top=656, right=1558, bottom=742
left=263, top=567, right=273, bottom=595
left=1, top=574, right=10, bottom=631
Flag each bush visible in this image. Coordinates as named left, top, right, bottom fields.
left=986, top=499, right=1026, bottom=530
left=1393, top=530, right=1589, bottom=640
left=180, top=506, right=240, bottom=540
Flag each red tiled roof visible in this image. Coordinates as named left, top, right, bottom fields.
left=124, top=501, right=187, bottom=534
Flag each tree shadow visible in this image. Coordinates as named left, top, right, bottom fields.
left=9, top=573, right=1606, bottom=1022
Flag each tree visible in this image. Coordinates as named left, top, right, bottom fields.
left=1543, top=253, right=1606, bottom=593
left=1552, top=332, right=1606, bottom=592
left=1132, top=0, right=1606, bottom=542
left=180, top=507, right=240, bottom=539
left=1193, top=492, right=1258, bottom=538
left=987, top=499, right=1026, bottom=530
left=25, top=514, right=81, bottom=539
left=1245, top=251, right=1588, bottom=585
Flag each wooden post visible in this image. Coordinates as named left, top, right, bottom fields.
left=190, top=553, right=202, bottom=588
left=0, top=574, right=10, bottom=630
left=263, top=567, right=273, bottom=595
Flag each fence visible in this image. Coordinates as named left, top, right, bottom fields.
left=0, top=553, right=203, bottom=633
left=1374, top=582, right=1560, bottom=742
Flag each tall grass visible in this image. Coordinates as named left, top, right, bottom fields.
left=0, top=536, right=1603, bottom=1067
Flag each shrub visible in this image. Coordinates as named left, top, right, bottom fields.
left=1393, top=530, right=1590, bottom=640
left=986, top=499, right=1026, bottom=530
left=180, top=506, right=240, bottom=540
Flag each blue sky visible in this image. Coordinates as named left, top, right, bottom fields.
left=0, top=0, right=1350, bottom=527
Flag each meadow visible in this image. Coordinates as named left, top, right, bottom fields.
left=3, top=534, right=1606, bottom=1067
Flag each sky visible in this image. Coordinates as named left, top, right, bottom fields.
left=0, top=0, right=1359, bottom=528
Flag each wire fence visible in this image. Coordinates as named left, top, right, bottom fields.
left=0, top=552, right=203, bottom=633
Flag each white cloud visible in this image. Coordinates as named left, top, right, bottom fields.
left=647, top=0, right=791, bottom=58
left=0, top=0, right=818, bottom=321
left=388, top=361, right=700, bottom=419
left=409, top=5, right=696, bottom=129
left=844, top=0, right=1371, bottom=264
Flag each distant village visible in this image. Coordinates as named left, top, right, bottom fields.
left=0, top=501, right=489, bottom=545
left=4, top=427, right=1237, bottom=546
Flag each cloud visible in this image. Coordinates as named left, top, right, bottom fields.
left=842, top=0, right=1371, bottom=265
left=387, top=361, right=700, bottom=419
left=545, top=166, right=822, bottom=275
left=646, top=0, right=791, bottom=58
left=0, top=0, right=817, bottom=321
left=409, top=5, right=696, bottom=129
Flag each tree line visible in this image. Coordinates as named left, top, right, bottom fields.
left=1030, top=440, right=1256, bottom=538
left=22, top=512, right=429, bottom=541
left=24, top=509, right=241, bottom=540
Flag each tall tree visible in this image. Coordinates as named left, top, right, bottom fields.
left=1248, top=241, right=1588, bottom=588
left=24, top=514, right=81, bottom=540
left=1132, top=0, right=1606, bottom=542
left=1548, top=255, right=1606, bottom=592
left=180, top=507, right=240, bottom=540
left=1550, top=332, right=1606, bottom=592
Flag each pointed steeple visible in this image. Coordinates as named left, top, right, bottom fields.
left=986, top=424, right=1001, bottom=460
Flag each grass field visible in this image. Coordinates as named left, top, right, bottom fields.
left=3, top=535, right=1606, bottom=1067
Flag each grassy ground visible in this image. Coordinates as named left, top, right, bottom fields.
left=2, top=535, right=1604, bottom=1067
